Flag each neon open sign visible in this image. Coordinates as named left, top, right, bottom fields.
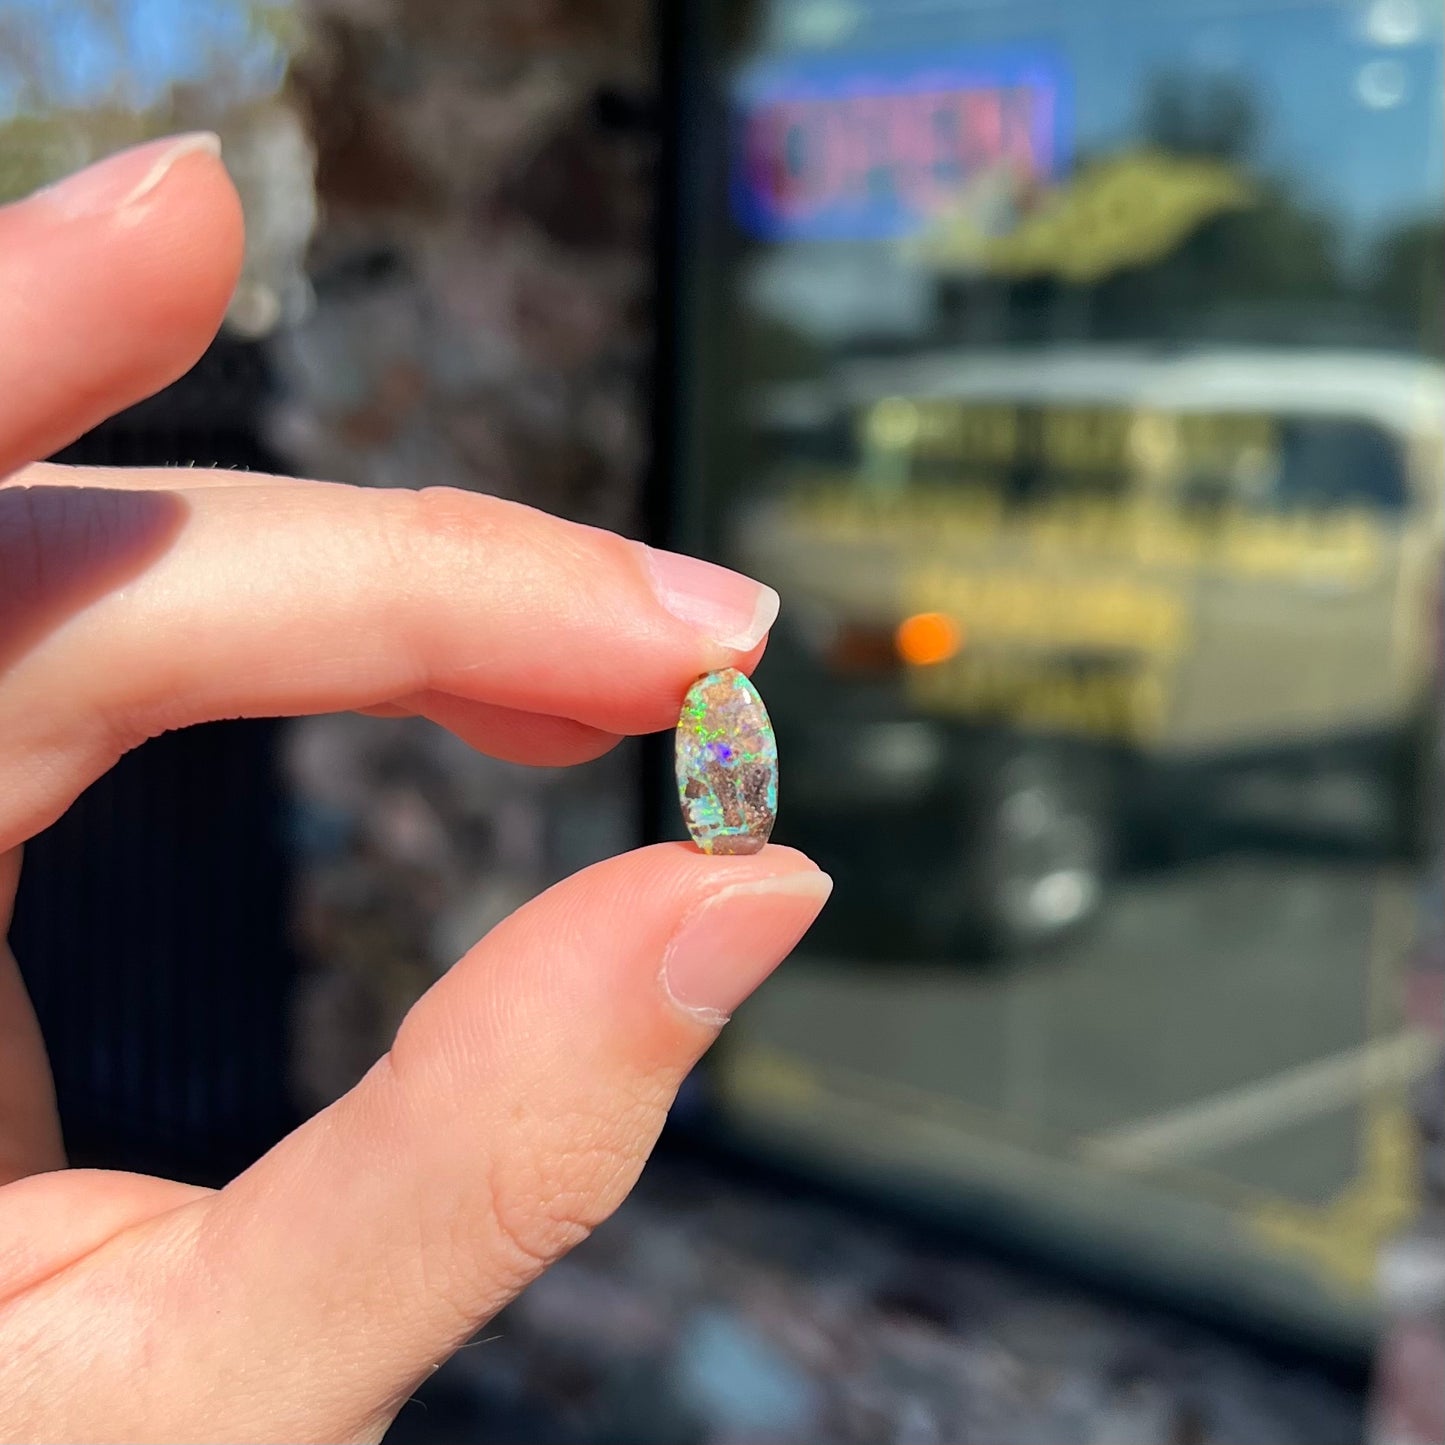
left=732, top=48, right=1069, bottom=242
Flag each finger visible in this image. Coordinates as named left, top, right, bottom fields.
left=0, top=478, right=778, bottom=851
left=358, top=692, right=621, bottom=767
left=0, top=1169, right=208, bottom=1301
left=6, top=461, right=320, bottom=492
left=6, top=472, right=624, bottom=768
left=0, top=848, right=62, bottom=1185
left=0, top=135, right=243, bottom=477
left=134, top=845, right=829, bottom=1441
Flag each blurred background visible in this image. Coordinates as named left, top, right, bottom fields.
left=2, top=1, right=1443, bottom=1440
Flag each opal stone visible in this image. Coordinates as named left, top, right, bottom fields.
left=675, top=668, right=778, bottom=855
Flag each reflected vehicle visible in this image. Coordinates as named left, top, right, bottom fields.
left=738, top=346, right=1445, bottom=955
left=666, top=0, right=1445, bottom=1347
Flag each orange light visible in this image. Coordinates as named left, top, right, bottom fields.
left=895, top=611, right=963, bottom=667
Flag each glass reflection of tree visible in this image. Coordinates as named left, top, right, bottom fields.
left=1373, top=215, right=1445, bottom=356
left=934, top=71, right=1442, bottom=356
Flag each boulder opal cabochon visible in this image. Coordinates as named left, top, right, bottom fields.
left=675, top=668, right=778, bottom=855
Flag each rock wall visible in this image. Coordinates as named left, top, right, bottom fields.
left=273, top=0, right=657, bottom=1106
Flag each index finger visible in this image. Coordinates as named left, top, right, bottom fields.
left=0, top=472, right=779, bottom=851
left=0, top=133, right=243, bottom=478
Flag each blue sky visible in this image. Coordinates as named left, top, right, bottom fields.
left=4, top=0, right=1439, bottom=233
left=1077, top=4, right=1443, bottom=236
left=752, top=0, right=1444, bottom=235
left=0, top=0, right=289, bottom=115
left=733, top=0, right=1442, bottom=342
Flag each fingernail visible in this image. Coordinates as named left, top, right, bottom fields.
left=662, top=870, right=833, bottom=1025
left=643, top=545, right=781, bottom=653
left=33, top=132, right=222, bottom=220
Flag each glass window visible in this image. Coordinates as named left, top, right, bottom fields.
left=1273, top=418, right=1410, bottom=513
left=668, top=0, right=1445, bottom=1338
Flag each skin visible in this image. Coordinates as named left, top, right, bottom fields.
left=0, top=142, right=828, bottom=1442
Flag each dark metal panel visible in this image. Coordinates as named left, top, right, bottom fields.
left=10, top=339, right=300, bottom=1183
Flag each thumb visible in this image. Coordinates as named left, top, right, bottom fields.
left=100, top=843, right=827, bottom=1442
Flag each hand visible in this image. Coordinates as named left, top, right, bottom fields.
left=0, top=134, right=830, bottom=1443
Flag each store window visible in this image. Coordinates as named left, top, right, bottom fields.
left=666, top=0, right=1445, bottom=1338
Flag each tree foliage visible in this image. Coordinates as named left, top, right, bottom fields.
left=0, top=1, right=301, bottom=203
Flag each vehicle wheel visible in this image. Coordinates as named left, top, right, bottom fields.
left=1387, top=702, right=1444, bottom=866
left=919, top=744, right=1116, bottom=958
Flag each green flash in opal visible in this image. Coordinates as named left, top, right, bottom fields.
left=674, top=668, right=778, bottom=855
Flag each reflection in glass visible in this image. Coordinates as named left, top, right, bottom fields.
left=675, top=0, right=1445, bottom=1334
